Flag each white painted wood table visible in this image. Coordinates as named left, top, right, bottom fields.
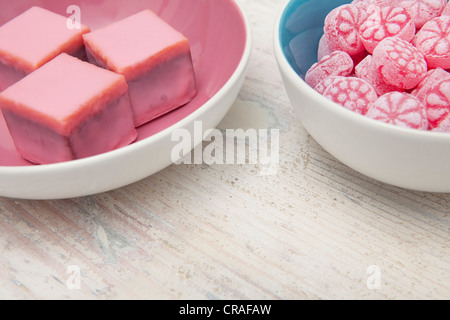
left=0, top=0, right=448, bottom=300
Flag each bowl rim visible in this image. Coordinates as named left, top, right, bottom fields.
left=273, top=0, right=450, bottom=143
left=0, top=0, right=253, bottom=174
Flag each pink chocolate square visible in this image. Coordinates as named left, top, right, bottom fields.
left=83, top=10, right=197, bottom=127
left=0, top=6, right=90, bottom=91
left=0, top=53, right=137, bottom=165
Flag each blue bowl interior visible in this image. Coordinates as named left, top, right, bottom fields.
left=279, top=0, right=350, bottom=78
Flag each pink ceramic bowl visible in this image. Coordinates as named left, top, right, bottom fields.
left=0, top=0, right=252, bottom=199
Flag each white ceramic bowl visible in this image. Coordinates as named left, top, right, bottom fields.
left=0, top=0, right=252, bottom=200
left=274, top=0, right=450, bottom=193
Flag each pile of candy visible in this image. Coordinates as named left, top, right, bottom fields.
left=305, top=0, right=450, bottom=132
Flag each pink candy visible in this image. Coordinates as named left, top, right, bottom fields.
left=413, top=16, right=450, bottom=69
left=397, top=0, right=447, bottom=29
left=324, top=4, right=367, bottom=57
left=432, top=116, right=450, bottom=132
left=412, top=68, right=450, bottom=103
left=314, top=75, right=346, bottom=94
left=305, top=51, right=354, bottom=88
left=366, top=92, right=429, bottom=129
left=442, top=1, right=450, bottom=16
left=359, top=5, right=416, bottom=53
left=425, top=78, right=450, bottom=128
left=352, top=0, right=400, bottom=9
left=355, top=54, right=402, bottom=95
left=304, top=1, right=450, bottom=133
left=318, top=35, right=333, bottom=61
left=373, top=37, right=427, bottom=89
left=322, top=77, right=378, bottom=115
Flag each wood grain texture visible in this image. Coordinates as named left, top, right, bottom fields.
left=0, top=0, right=449, bottom=300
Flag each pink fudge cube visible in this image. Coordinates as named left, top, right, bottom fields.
left=83, top=10, right=197, bottom=127
left=0, top=6, right=90, bottom=91
left=0, top=53, right=137, bottom=165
